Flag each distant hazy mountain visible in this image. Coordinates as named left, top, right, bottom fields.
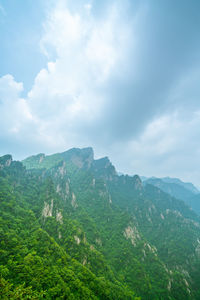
left=161, top=177, right=199, bottom=194
left=142, top=176, right=200, bottom=215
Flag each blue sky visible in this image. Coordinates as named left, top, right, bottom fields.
left=1, top=0, right=200, bottom=187
left=0, top=0, right=47, bottom=92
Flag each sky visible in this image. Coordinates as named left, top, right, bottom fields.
left=1, top=0, right=200, bottom=187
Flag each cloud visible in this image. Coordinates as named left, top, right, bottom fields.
left=113, top=110, right=200, bottom=187
left=0, top=0, right=127, bottom=156
left=26, top=0, right=132, bottom=147
left=1, top=0, right=200, bottom=186
left=0, top=75, right=37, bottom=155
left=93, top=0, right=200, bottom=144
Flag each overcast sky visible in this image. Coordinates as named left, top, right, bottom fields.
left=1, top=0, right=200, bottom=187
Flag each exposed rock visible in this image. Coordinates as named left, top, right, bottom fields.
left=39, top=154, right=45, bottom=164
left=167, top=280, right=172, bottom=291
left=195, top=239, right=200, bottom=257
left=161, top=213, right=165, bottom=220
left=123, top=225, right=141, bottom=246
left=5, top=158, right=12, bottom=167
left=99, top=190, right=107, bottom=197
left=65, top=181, right=70, bottom=196
left=183, top=278, right=189, bottom=287
left=92, top=157, right=117, bottom=180
left=82, top=257, right=87, bottom=266
left=173, top=210, right=182, bottom=218
left=83, top=147, right=94, bottom=168
left=145, top=243, right=157, bottom=255
left=56, top=211, right=63, bottom=224
left=92, top=178, right=95, bottom=187
left=83, top=234, right=87, bottom=244
left=95, top=238, right=102, bottom=246
left=56, top=184, right=61, bottom=193
left=62, top=147, right=94, bottom=169
left=133, top=175, right=143, bottom=191
left=42, top=199, right=53, bottom=218
left=146, top=213, right=152, bottom=223
left=71, top=192, right=78, bottom=208
left=142, top=249, right=146, bottom=258
left=71, top=155, right=84, bottom=168
left=0, top=154, right=12, bottom=169
left=58, top=161, right=66, bottom=177
left=74, top=235, right=81, bottom=245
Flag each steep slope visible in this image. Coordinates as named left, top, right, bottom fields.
left=24, top=151, right=171, bottom=298
left=22, top=147, right=200, bottom=299
left=0, top=155, right=137, bottom=299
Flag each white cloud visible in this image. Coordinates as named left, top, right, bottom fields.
left=0, top=75, right=32, bottom=133
left=24, top=0, right=132, bottom=149
left=0, top=75, right=23, bottom=101
left=1, top=0, right=200, bottom=187
left=111, top=111, right=200, bottom=187
left=0, top=75, right=40, bottom=156
left=0, top=0, right=131, bottom=155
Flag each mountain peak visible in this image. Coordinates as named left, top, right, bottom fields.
left=61, top=147, right=94, bottom=169
left=62, top=147, right=93, bottom=157
left=0, top=154, right=12, bottom=168
left=132, top=175, right=143, bottom=190
left=92, top=156, right=117, bottom=180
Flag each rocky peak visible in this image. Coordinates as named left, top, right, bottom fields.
left=22, top=153, right=46, bottom=169
left=61, top=147, right=94, bottom=169
left=0, top=154, right=12, bottom=169
left=38, top=153, right=45, bottom=164
left=132, top=175, right=143, bottom=190
left=92, top=157, right=117, bottom=180
left=114, top=174, right=143, bottom=193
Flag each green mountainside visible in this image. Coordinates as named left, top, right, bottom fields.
left=0, top=148, right=200, bottom=299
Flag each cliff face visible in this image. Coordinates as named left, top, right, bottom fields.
left=0, top=154, right=12, bottom=168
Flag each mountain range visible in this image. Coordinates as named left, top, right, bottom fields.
left=142, top=176, right=200, bottom=216
left=1, top=147, right=200, bottom=299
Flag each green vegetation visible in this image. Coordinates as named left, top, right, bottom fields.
left=0, top=147, right=200, bottom=299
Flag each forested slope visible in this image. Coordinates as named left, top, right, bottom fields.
left=0, top=154, right=137, bottom=299
left=0, top=148, right=200, bottom=299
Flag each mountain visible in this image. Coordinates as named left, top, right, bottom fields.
left=1, top=148, right=200, bottom=299
left=186, top=194, right=200, bottom=216
left=161, top=177, right=199, bottom=194
left=0, top=153, right=135, bottom=299
left=142, top=176, right=200, bottom=215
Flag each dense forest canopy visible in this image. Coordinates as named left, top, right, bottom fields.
left=0, top=148, right=200, bottom=299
